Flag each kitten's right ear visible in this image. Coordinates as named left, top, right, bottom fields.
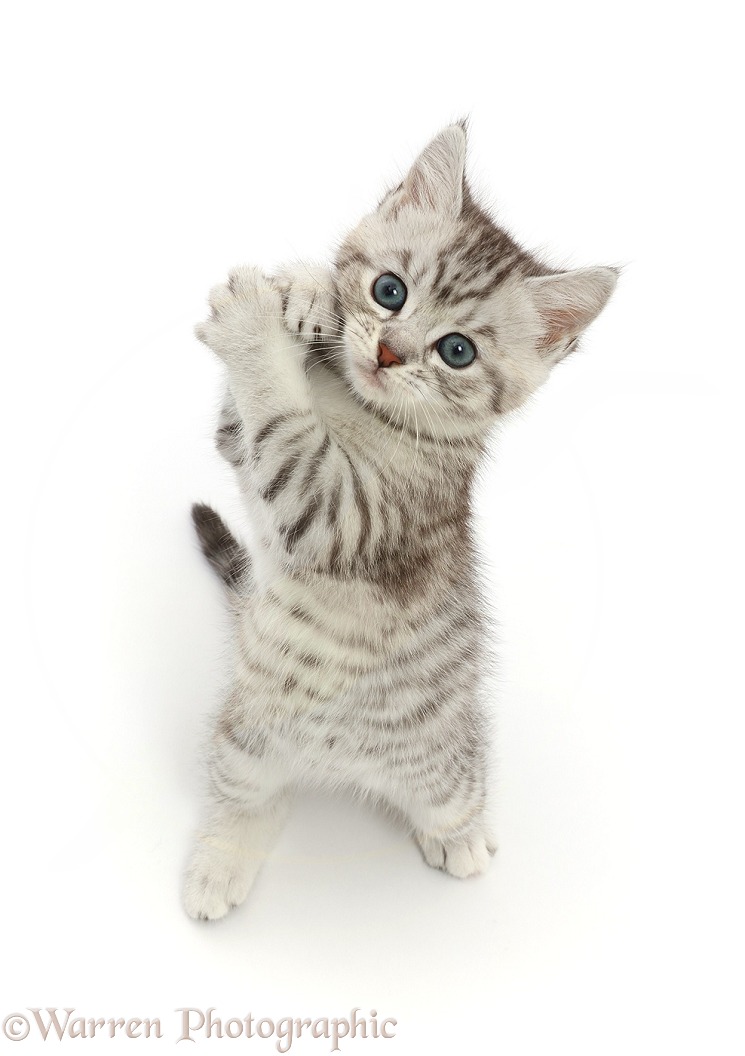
left=381, top=124, right=467, bottom=218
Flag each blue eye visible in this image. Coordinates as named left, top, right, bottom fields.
left=437, top=333, right=477, bottom=369
left=372, top=273, right=407, bottom=311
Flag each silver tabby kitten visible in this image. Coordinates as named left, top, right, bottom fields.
left=184, top=123, right=616, bottom=920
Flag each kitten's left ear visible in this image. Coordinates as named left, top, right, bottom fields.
left=527, top=267, right=618, bottom=363
left=389, top=124, right=467, bottom=217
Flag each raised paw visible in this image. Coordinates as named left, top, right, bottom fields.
left=195, top=265, right=285, bottom=366
left=274, top=263, right=341, bottom=345
left=417, top=826, right=497, bottom=879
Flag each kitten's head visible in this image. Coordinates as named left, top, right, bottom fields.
left=333, top=123, right=616, bottom=439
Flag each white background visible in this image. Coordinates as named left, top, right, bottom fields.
left=2, top=2, right=743, bottom=1053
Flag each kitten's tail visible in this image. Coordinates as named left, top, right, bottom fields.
left=191, top=502, right=252, bottom=592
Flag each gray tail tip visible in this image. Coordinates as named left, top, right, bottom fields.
left=190, top=502, right=248, bottom=589
left=191, top=501, right=222, bottom=533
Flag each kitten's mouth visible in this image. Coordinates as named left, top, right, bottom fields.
left=355, top=357, right=385, bottom=391
left=345, top=338, right=390, bottom=401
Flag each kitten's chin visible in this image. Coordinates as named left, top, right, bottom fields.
left=348, top=356, right=386, bottom=400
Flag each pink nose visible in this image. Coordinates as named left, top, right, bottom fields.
left=378, top=342, right=402, bottom=368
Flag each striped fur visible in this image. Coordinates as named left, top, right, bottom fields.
left=183, top=124, right=617, bottom=919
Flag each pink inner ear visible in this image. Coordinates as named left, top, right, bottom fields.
left=532, top=267, right=617, bottom=354
left=539, top=305, right=583, bottom=349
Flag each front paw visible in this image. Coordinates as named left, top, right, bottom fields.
left=274, top=263, right=340, bottom=345
left=195, top=265, right=285, bottom=366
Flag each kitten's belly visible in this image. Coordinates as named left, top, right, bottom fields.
left=236, top=562, right=461, bottom=705
left=239, top=569, right=422, bottom=683
left=231, top=564, right=483, bottom=793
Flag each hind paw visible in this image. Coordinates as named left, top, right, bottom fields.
left=417, top=826, right=497, bottom=879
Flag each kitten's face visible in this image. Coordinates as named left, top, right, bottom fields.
left=333, top=125, right=616, bottom=440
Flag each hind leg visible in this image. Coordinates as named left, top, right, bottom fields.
left=183, top=700, right=292, bottom=920
left=392, top=759, right=496, bottom=879
left=414, top=808, right=497, bottom=879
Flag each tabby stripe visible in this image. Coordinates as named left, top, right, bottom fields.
left=446, top=284, right=495, bottom=306
left=210, top=757, right=257, bottom=797
left=489, top=249, right=522, bottom=280
left=367, top=740, right=443, bottom=764
left=327, top=528, right=344, bottom=571
left=326, top=476, right=342, bottom=528
left=349, top=462, right=372, bottom=554
left=259, top=597, right=380, bottom=666
left=240, top=658, right=283, bottom=684
left=274, top=433, right=331, bottom=548
left=417, top=509, right=467, bottom=541
left=253, top=412, right=293, bottom=452
left=298, top=433, right=331, bottom=495
left=260, top=450, right=304, bottom=502
left=379, top=630, right=478, bottom=692
left=375, top=483, right=391, bottom=561
left=219, top=719, right=269, bottom=757
left=283, top=493, right=322, bottom=552
left=337, top=249, right=374, bottom=271
left=240, top=644, right=327, bottom=701
left=431, top=254, right=449, bottom=297
left=285, top=601, right=315, bottom=625
left=219, top=719, right=249, bottom=751
left=428, top=763, right=479, bottom=809
left=481, top=362, right=508, bottom=414
left=277, top=597, right=385, bottom=656
left=360, top=694, right=444, bottom=731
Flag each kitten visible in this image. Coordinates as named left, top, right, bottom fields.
left=184, top=123, right=616, bottom=920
